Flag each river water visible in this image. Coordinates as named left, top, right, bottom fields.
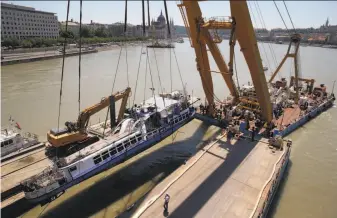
left=1, top=40, right=337, bottom=218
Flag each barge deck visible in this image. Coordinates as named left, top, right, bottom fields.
left=132, top=136, right=289, bottom=218
left=1, top=149, right=51, bottom=201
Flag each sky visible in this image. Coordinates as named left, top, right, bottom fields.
left=3, top=1, right=337, bottom=29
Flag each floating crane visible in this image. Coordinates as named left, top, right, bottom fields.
left=268, top=33, right=319, bottom=104
left=178, top=0, right=273, bottom=122
left=47, top=87, right=131, bottom=147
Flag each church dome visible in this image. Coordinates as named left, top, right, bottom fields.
left=157, top=10, right=166, bottom=23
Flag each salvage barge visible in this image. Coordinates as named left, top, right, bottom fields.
left=131, top=1, right=336, bottom=217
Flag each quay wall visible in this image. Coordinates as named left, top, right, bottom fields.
left=1, top=49, right=98, bottom=66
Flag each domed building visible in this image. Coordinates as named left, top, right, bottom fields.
left=149, top=10, right=176, bottom=39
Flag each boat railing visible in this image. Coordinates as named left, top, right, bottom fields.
left=23, top=132, right=39, bottom=140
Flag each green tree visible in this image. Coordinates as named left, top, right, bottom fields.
left=12, top=38, right=20, bottom=48
left=94, top=27, right=108, bottom=38
left=59, top=30, right=75, bottom=39
left=2, top=39, right=13, bottom=47
left=43, top=38, right=57, bottom=47
left=80, top=26, right=94, bottom=38
left=33, top=38, right=44, bottom=47
left=21, top=39, right=33, bottom=48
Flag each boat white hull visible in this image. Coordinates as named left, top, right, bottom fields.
left=24, top=108, right=196, bottom=203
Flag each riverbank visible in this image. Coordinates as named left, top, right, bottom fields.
left=1, top=49, right=98, bottom=66
left=0, top=41, right=153, bottom=65
left=258, top=40, right=337, bottom=49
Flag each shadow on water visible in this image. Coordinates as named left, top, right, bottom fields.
left=165, top=137, right=259, bottom=218
left=266, top=160, right=293, bottom=218
left=2, top=122, right=220, bottom=218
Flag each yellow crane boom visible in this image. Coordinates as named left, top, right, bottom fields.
left=47, top=87, right=131, bottom=147
left=77, top=87, right=131, bottom=129
left=178, top=0, right=273, bottom=121
left=178, top=1, right=238, bottom=116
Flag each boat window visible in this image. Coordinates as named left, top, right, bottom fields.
left=8, top=139, right=13, bottom=145
left=1, top=142, right=5, bottom=147
left=124, top=141, right=131, bottom=148
left=102, top=151, right=110, bottom=160
left=109, top=148, right=117, bottom=156
left=117, top=145, right=125, bottom=152
left=69, top=166, right=77, bottom=172
left=93, top=155, right=102, bottom=164
left=130, top=137, right=137, bottom=144
left=137, top=136, right=142, bottom=142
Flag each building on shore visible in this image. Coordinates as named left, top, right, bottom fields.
left=148, top=10, right=175, bottom=40
left=59, top=19, right=80, bottom=36
left=1, top=2, right=59, bottom=40
left=85, top=20, right=109, bottom=32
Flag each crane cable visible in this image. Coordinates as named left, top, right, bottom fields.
left=104, top=0, right=130, bottom=138
left=146, top=47, right=158, bottom=111
left=131, top=0, right=148, bottom=112
left=142, top=0, right=146, bottom=35
left=143, top=51, right=148, bottom=103
left=57, top=0, right=71, bottom=131
left=77, top=0, right=83, bottom=177
left=124, top=0, right=131, bottom=108
left=173, top=49, right=188, bottom=108
left=255, top=1, right=279, bottom=70
left=131, top=43, right=144, bottom=117
left=248, top=1, right=272, bottom=75
left=273, top=0, right=290, bottom=35
left=102, top=46, right=123, bottom=138
left=78, top=0, right=82, bottom=115
left=283, top=1, right=296, bottom=33
left=151, top=48, right=164, bottom=95
left=163, top=0, right=185, bottom=142
left=147, top=0, right=150, bottom=28
left=253, top=1, right=279, bottom=76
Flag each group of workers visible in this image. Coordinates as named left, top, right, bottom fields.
left=199, top=102, right=268, bottom=142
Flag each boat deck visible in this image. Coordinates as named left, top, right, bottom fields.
left=133, top=136, right=287, bottom=218
left=274, top=105, right=301, bottom=128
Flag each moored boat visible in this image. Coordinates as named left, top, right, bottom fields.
left=147, top=41, right=175, bottom=48
left=1, top=118, right=40, bottom=157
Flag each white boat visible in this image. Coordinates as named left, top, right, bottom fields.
left=176, top=38, right=184, bottom=43
left=1, top=120, right=39, bottom=157
left=21, top=90, right=197, bottom=203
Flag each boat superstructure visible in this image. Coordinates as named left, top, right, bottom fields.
left=21, top=89, right=197, bottom=203
left=1, top=122, right=39, bottom=157
left=147, top=40, right=175, bottom=48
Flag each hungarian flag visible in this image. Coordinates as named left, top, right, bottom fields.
left=9, top=116, right=21, bottom=130
left=15, top=122, right=21, bottom=130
